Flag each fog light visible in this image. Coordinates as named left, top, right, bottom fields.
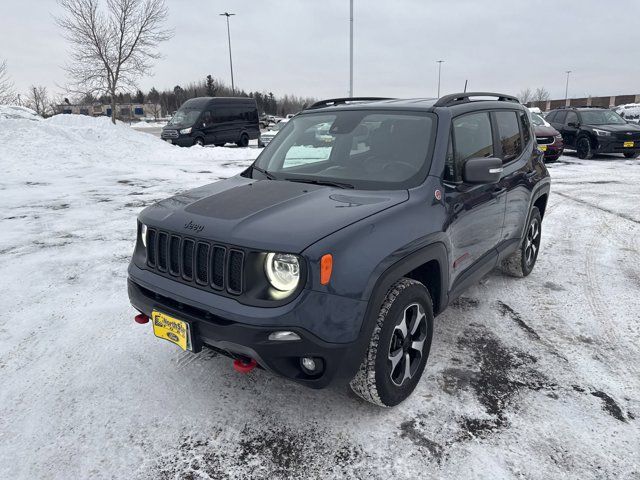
left=268, top=331, right=301, bottom=341
left=301, top=357, right=316, bottom=372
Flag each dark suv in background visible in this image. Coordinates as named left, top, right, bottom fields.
left=546, top=106, right=640, bottom=159
left=161, top=97, right=260, bottom=148
left=129, top=93, right=550, bottom=406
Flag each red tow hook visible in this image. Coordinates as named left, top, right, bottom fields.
left=233, top=358, right=257, bottom=374
left=134, top=314, right=150, bottom=324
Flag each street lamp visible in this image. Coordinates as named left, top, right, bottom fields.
left=220, top=12, right=236, bottom=94
left=436, top=60, right=444, bottom=97
left=565, top=70, right=572, bottom=103
left=349, top=0, right=354, bottom=97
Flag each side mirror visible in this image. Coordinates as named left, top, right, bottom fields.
left=568, top=121, right=579, bottom=128
left=463, top=157, right=503, bottom=184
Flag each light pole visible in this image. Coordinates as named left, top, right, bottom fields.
left=564, top=70, right=572, bottom=103
left=349, top=0, right=354, bottom=97
left=220, top=12, right=236, bottom=94
left=436, top=60, right=444, bottom=97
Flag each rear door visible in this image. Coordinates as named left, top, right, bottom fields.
left=562, top=110, right=580, bottom=147
left=549, top=110, right=567, bottom=140
left=444, top=111, right=506, bottom=286
left=493, top=109, right=533, bottom=245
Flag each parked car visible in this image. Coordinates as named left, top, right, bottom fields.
left=615, top=103, right=640, bottom=124
left=128, top=93, right=550, bottom=406
left=529, top=111, right=564, bottom=162
left=161, top=97, right=260, bottom=147
left=546, top=106, right=640, bottom=159
left=259, top=118, right=289, bottom=146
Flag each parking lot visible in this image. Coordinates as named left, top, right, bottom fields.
left=0, top=116, right=639, bottom=479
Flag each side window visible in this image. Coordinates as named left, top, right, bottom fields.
left=565, top=111, right=578, bottom=125
left=554, top=110, right=567, bottom=125
left=545, top=111, right=556, bottom=123
left=201, top=111, right=212, bottom=126
left=451, top=112, right=493, bottom=182
left=519, top=111, right=531, bottom=145
left=495, top=111, right=523, bottom=162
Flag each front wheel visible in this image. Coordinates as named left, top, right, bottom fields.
left=623, top=151, right=639, bottom=159
left=350, top=278, right=434, bottom=407
left=576, top=136, right=594, bottom=159
left=193, top=137, right=205, bottom=147
left=500, top=206, right=542, bottom=277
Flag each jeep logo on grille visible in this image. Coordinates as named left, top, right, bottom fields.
left=184, top=220, right=204, bottom=233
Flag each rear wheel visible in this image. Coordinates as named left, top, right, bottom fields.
left=501, top=207, right=542, bottom=277
left=623, top=151, right=639, bottom=159
left=350, top=278, right=434, bottom=407
left=576, top=135, right=593, bottom=159
left=237, top=133, right=249, bottom=148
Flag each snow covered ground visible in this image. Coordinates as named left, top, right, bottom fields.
left=0, top=115, right=639, bottom=479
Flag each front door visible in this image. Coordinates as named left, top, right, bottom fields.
left=444, top=111, right=506, bottom=289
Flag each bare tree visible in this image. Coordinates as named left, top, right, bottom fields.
left=0, top=60, right=16, bottom=104
left=56, top=0, right=172, bottom=123
left=518, top=88, right=533, bottom=104
left=26, top=85, right=51, bottom=116
left=533, top=87, right=551, bottom=103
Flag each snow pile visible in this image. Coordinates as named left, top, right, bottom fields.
left=0, top=104, right=41, bottom=121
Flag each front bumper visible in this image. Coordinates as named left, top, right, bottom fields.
left=127, top=264, right=368, bottom=388
left=595, top=137, right=640, bottom=155
left=161, top=136, right=195, bottom=147
left=537, top=136, right=564, bottom=160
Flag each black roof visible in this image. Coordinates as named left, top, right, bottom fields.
left=181, top=97, right=256, bottom=108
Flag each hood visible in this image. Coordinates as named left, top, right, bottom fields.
left=139, top=176, right=409, bottom=253
left=534, top=125, right=559, bottom=137
left=587, top=123, right=640, bottom=132
left=163, top=123, right=190, bottom=130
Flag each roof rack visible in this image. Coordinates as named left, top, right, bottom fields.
left=307, top=97, right=394, bottom=110
left=434, top=92, right=519, bottom=108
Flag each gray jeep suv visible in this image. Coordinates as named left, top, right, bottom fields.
left=128, top=93, right=551, bottom=406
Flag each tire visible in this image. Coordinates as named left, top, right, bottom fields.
left=237, top=133, right=249, bottom=148
left=350, top=278, right=434, bottom=407
left=576, top=135, right=593, bottom=159
left=500, top=207, right=542, bottom=278
left=193, top=137, right=205, bottom=147
left=623, top=152, right=639, bottom=159
left=258, top=139, right=265, bottom=148
left=215, top=143, right=225, bottom=147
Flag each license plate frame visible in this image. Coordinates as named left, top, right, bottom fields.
left=151, top=311, right=192, bottom=351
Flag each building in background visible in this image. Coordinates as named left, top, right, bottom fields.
left=54, top=102, right=162, bottom=121
left=528, top=94, right=640, bottom=112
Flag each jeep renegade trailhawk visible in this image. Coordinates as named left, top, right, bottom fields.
left=128, top=93, right=551, bottom=406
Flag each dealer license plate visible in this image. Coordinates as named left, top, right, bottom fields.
left=152, top=311, right=191, bottom=351
left=538, top=145, right=548, bottom=152
left=624, top=141, right=634, bottom=148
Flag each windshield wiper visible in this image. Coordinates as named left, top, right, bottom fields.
left=285, top=178, right=355, bottom=189
left=251, top=164, right=277, bottom=180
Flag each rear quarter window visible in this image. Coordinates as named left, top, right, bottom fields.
left=494, top=110, right=523, bottom=162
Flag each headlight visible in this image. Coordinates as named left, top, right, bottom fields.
left=140, top=223, right=148, bottom=247
left=180, top=127, right=192, bottom=135
left=265, top=253, right=300, bottom=292
left=593, top=128, right=611, bottom=136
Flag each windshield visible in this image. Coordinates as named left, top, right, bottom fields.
left=531, top=113, right=547, bottom=126
left=168, top=108, right=201, bottom=126
left=252, top=110, right=436, bottom=190
left=580, top=110, right=627, bottom=125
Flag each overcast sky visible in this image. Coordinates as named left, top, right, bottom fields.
left=2, top=0, right=640, bottom=101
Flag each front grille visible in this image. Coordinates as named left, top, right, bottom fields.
left=161, top=129, right=179, bottom=139
left=536, top=136, right=555, bottom=145
left=146, top=228, right=245, bottom=295
left=615, top=131, right=640, bottom=141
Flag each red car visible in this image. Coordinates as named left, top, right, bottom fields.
left=530, top=112, right=564, bottom=162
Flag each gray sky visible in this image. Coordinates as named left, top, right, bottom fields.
left=2, top=0, right=640, bottom=101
